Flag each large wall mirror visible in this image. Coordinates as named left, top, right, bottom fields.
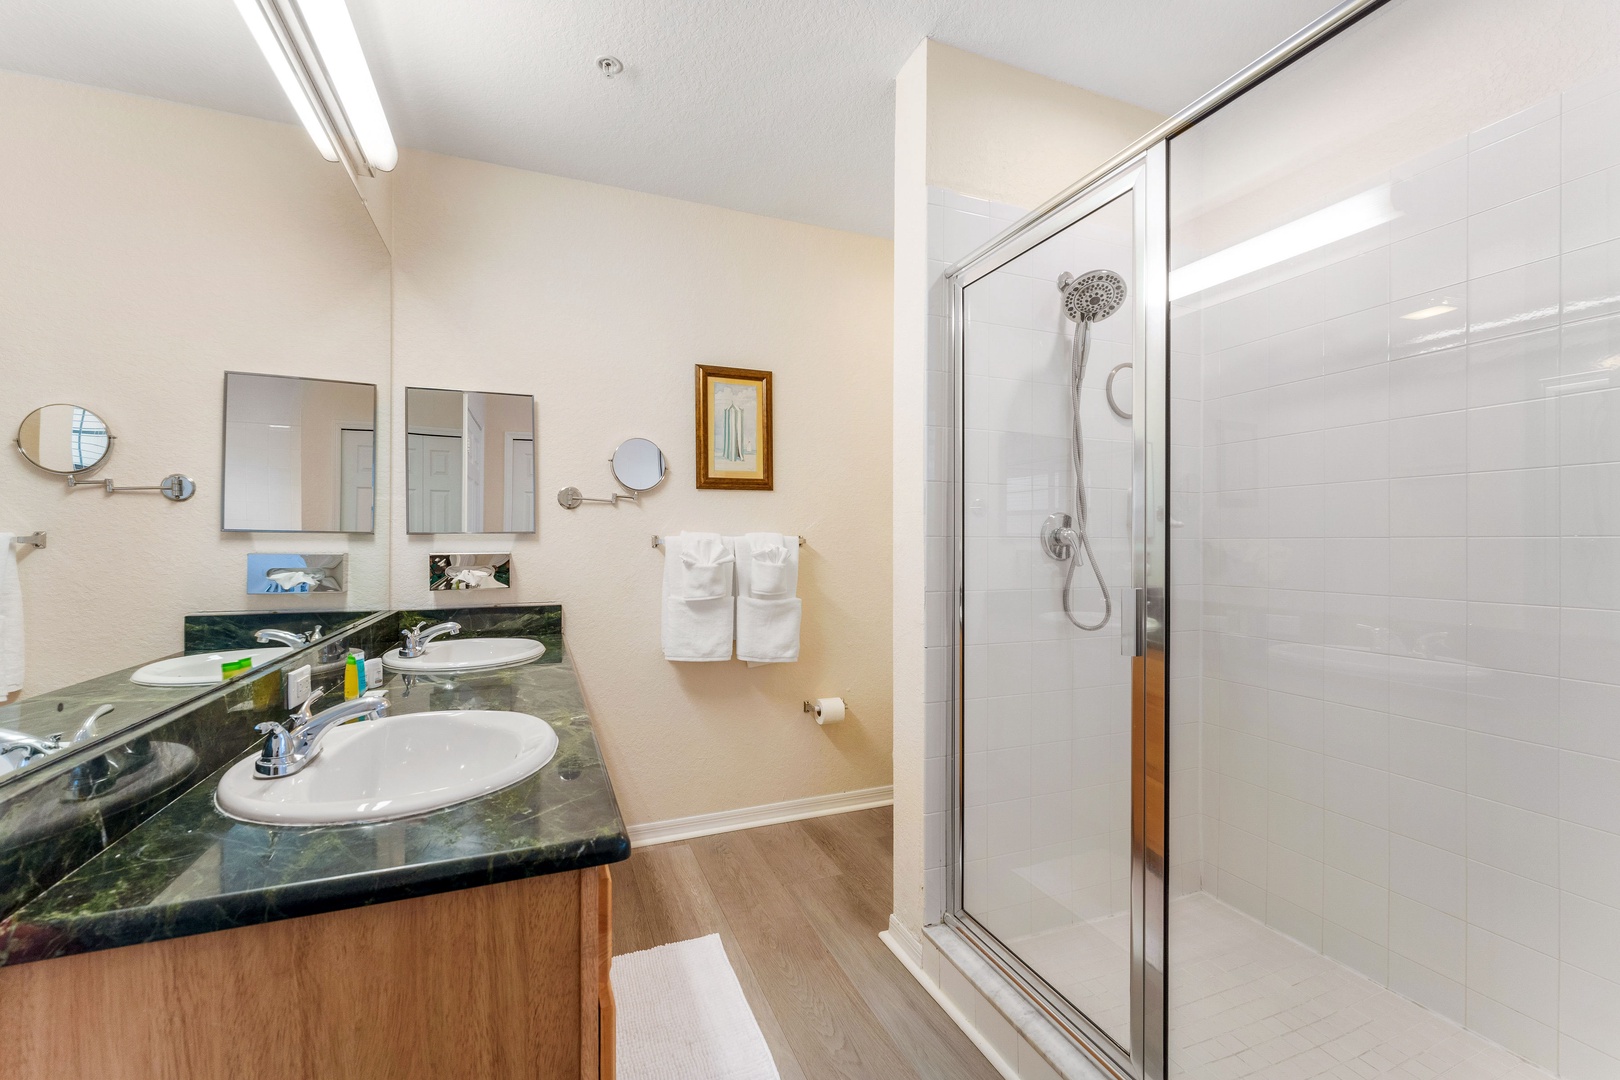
left=405, top=388, right=537, bottom=534
left=222, top=373, right=378, bottom=533
left=0, top=31, right=391, bottom=776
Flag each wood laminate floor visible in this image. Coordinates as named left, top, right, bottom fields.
left=611, top=806, right=1002, bottom=1080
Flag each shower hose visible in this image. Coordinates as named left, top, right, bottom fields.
left=1062, top=318, right=1112, bottom=631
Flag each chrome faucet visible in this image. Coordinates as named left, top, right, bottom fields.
left=1, top=703, right=121, bottom=773
left=252, top=688, right=389, bottom=778
left=0, top=728, right=65, bottom=766
left=398, top=620, right=461, bottom=659
left=255, top=625, right=322, bottom=648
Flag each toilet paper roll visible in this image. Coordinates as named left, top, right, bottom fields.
left=812, top=697, right=846, bottom=725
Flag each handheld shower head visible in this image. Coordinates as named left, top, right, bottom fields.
left=1057, top=269, right=1128, bottom=323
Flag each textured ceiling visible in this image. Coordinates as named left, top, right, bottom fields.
left=0, top=0, right=1337, bottom=235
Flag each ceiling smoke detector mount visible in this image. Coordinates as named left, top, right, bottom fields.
left=596, top=55, right=623, bottom=78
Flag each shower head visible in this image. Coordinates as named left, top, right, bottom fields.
left=1057, top=269, right=1128, bottom=323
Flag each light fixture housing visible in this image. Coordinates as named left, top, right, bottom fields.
left=233, top=0, right=397, bottom=175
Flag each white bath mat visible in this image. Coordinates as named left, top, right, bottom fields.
left=612, top=933, right=780, bottom=1080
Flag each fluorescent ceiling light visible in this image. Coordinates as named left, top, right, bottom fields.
left=1400, top=304, right=1457, bottom=320
left=231, top=0, right=396, bottom=174
left=295, top=0, right=397, bottom=172
left=1169, top=185, right=1399, bottom=301
left=232, top=0, right=336, bottom=161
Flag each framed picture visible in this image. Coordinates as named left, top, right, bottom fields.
left=695, top=364, right=773, bottom=490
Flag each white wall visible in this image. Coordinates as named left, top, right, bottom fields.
left=0, top=70, right=391, bottom=698
left=892, top=43, right=932, bottom=938
left=924, top=41, right=1162, bottom=215
left=389, top=148, right=894, bottom=827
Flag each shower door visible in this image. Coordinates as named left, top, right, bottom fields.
left=949, top=147, right=1168, bottom=1080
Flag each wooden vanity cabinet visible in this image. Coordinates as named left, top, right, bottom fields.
left=0, top=865, right=616, bottom=1080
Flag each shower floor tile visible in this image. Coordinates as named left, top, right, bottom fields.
left=1010, top=893, right=1556, bottom=1080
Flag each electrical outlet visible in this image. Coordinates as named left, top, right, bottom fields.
left=284, top=664, right=312, bottom=710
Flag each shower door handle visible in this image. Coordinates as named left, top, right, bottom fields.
left=1121, top=587, right=1145, bottom=657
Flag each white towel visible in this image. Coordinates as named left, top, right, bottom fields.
left=0, top=535, right=23, bottom=696
left=661, top=533, right=735, bottom=662
left=734, top=533, right=801, bottom=664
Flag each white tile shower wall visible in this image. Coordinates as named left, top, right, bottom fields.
left=1178, top=86, right=1620, bottom=1077
left=930, top=189, right=1156, bottom=959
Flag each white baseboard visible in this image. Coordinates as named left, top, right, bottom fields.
left=626, top=785, right=894, bottom=848
left=886, top=913, right=923, bottom=967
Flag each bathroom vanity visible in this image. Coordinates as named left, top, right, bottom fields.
left=0, top=608, right=627, bottom=1080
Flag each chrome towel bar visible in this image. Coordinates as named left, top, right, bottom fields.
left=652, top=534, right=805, bottom=548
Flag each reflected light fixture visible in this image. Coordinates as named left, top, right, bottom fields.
left=1169, top=185, right=1399, bottom=301
left=1400, top=304, right=1457, bottom=320
left=232, top=0, right=397, bottom=174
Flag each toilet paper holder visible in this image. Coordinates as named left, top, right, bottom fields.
left=803, top=697, right=846, bottom=724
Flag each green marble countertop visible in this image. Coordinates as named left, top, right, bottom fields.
left=0, top=641, right=627, bottom=968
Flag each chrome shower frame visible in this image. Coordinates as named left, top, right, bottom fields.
left=940, top=2, right=1393, bottom=1077
left=945, top=143, right=1164, bottom=1080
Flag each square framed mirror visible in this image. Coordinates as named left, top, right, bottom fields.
left=221, top=372, right=378, bottom=533
left=405, top=387, right=536, bottom=534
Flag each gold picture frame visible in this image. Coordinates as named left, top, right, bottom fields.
left=695, top=364, right=773, bottom=490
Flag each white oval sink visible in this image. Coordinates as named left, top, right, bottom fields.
left=215, top=710, right=559, bottom=826
left=131, top=648, right=292, bottom=687
left=381, top=637, right=545, bottom=674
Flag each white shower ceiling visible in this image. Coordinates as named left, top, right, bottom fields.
left=0, top=0, right=1337, bottom=235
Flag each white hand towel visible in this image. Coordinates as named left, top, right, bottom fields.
left=0, top=535, right=23, bottom=696
left=736, top=596, right=801, bottom=664
left=735, top=533, right=801, bottom=664
left=661, top=533, right=734, bottom=662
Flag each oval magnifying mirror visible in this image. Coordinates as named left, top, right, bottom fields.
left=15, top=404, right=114, bottom=474
left=611, top=438, right=668, bottom=493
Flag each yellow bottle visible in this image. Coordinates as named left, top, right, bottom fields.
left=344, top=653, right=359, bottom=700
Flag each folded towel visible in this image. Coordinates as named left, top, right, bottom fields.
left=662, top=533, right=734, bottom=662
left=736, top=597, right=802, bottom=664
left=676, top=534, right=735, bottom=600
left=0, top=535, right=23, bottom=696
left=735, top=533, right=800, bottom=664
left=735, top=532, right=798, bottom=599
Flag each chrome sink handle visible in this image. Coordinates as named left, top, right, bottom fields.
left=399, top=620, right=461, bottom=659
left=253, top=688, right=389, bottom=779
left=72, top=704, right=116, bottom=744
left=291, top=686, right=329, bottom=725
left=253, top=720, right=294, bottom=767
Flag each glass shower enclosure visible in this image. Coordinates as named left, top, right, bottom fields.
left=945, top=1, right=1620, bottom=1078
left=949, top=148, right=1169, bottom=1079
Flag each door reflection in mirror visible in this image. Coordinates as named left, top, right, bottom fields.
left=221, top=372, right=377, bottom=533
left=405, top=387, right=536, bottom=534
